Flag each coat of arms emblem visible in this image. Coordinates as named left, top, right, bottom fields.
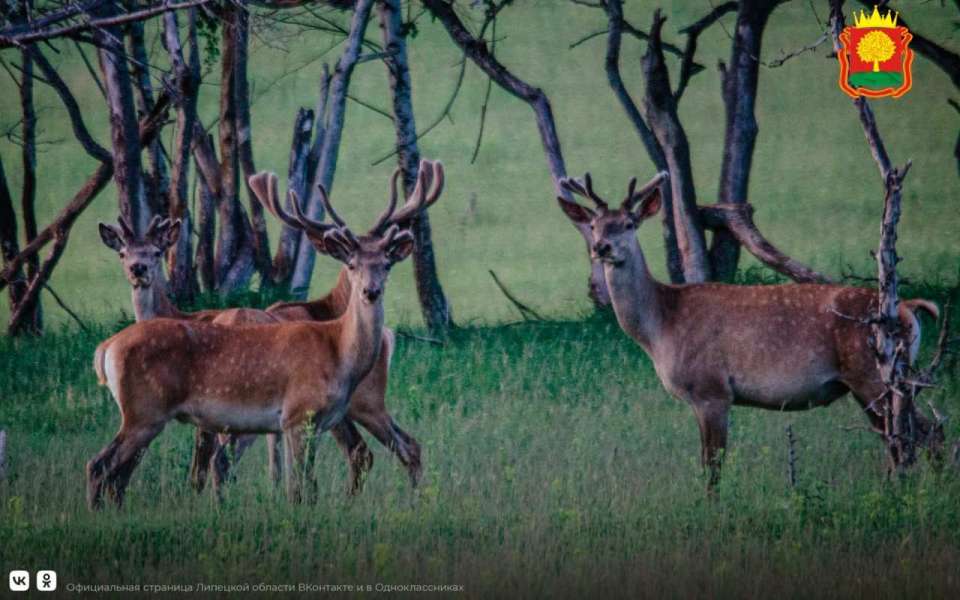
left=837, top=6, right=914, bottom=98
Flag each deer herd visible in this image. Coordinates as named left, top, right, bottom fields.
left=87, top=163, right=944, bottom=509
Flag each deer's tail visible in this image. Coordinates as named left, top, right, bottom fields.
left=93, top=339, right=112, bottom=386
left=899, top=299, right=940, bottom=365
left=903, top=299, right=940, bottom=321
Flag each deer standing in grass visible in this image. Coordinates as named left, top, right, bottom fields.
left=88, top=168, right=434, bottom=509
left=557, top=171, right=942, bottom=487
left=97, top=163, right=441, bottom=494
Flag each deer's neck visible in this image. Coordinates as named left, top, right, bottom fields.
left=296, top=268, right=354, bottom=320
left=132, top=279, right=184, bottom=321
left=338, top=286, right=384, bottom=381
left=604, top=250, right=663, bottom=354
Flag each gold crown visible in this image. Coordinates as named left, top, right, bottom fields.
left=853, top=5, right=899, bottom=28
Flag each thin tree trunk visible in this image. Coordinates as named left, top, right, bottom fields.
left=216, top=2, right=255, bottom=295
left=711, top=0, right=778, bottom=281
left=273, top=108, right=315, bottom=289
left=379, top=0, right=452, bottom=334
left=128, top=18, right=169, bottom=217
left=422, top=0, right=611, bottom=307
left=640, top=10, right=710, bottom=283
left=0, top=157, right=27, bottom=315
left=195, top=153, right=217, bottom=293
left=7, top=229, right=68, bottom=335
left=163, top=7, right=201, bottom=303
left=235, top=2, right=273, bottom=287
left=291, top=0, right=374, bottom=298
left=16, top=14, right=42, bottom=334
left=95, top=2, right=149, bottom=236
left=602, top=0, right=682, bottom=283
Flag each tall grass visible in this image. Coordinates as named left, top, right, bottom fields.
left=1, top=288, right=958, bottom=597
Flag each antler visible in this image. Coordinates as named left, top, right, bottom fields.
left=560, top=172, right=608, bottom=209
left=369, top=168, right=402, bottom=234
left=249, top=171, right=336, bottom=241
left=117, top=215, right=136, bottom=242
left=622, top=171, right=669, bottom=211
left=370, top=159, right=445, bottom=235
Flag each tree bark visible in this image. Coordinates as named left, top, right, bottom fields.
left=128, top=17, right=169, bottom=217
left=95, top=1, right=150, bottom=236
left=379, top=0, right=452, bottom=334
left=422, top=0, right=611, bottom=307
left=235, top=2, right=273, bottom=287
left=291, top=0, right=374, bottom=298
left=273, top=108, right=315, bottom=289
left=0, top=157, right=27, bottom=316
left=16, top=13, right=42, bottom=334
left=602, top=0, right=683, bottom=283
left=195, top=152, right=217, bottom=294
left=216, top=2, right=256, bottom=296
left=711, top=0, right=779, bottom=281
left=641, top=10, right=710, bottom=283
left=163, top=8, right=201, bottom=303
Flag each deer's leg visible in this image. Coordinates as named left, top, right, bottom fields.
left=850, top=384, right=945, bottom=468
left=87, top=423, right=164, bottom=510
left=691, top=401, right=729, bottom=490
left=353, top=412, right=422, bottom=487
left=282, top=424, right=318, bottom=503
left=330, top=419, right=374, bottom=495
left=190, top=429, right=218, bottom=492
left=229, top=434, right=258, bottom=465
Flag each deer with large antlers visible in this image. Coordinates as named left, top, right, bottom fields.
left=557, top=171, right=943, bottom=487
left=88, top=164, right=439, bottom=508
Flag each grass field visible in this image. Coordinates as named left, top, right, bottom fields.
left=1, top=1, right=959, bottom=597
left=1, top=293, right=958, bottom=597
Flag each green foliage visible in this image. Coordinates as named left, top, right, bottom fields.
left=0, top=300, right=958, bottom=595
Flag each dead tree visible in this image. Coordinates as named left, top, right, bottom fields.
left=379, top=0, right=452, bottom=334
left=579, top=0, right=831, bottom=287
left=830, top=0, right=950, bottom=472
left=291, top=0, right=375, bottom=297
left=422, top=0, right=612, bottom=307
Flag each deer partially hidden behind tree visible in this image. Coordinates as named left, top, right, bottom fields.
left=88, top=170, right=432, bottom=508
left=557, top=171, right=944, bottom=488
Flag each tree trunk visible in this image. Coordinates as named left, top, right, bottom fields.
left=273, top=108, right=315, bottom=289
left=216, top=2, right=256, bottom=296
left=128, top=18, right=169, bottom=218
left=379, top=0, right=452, bottom=334
left=15, top=20, right=42, bottom=334
left=195, top=152, right=217, bottom=294
left=235, top=2, right=274, bottom=287
left=422, top=0, right=611, bottom=307
left=0, top=157, right=27, bottom=316
left=711, top=0, right=778, bottom=281
left=602, top=0, right=683, bottom=283
left=640, top=11, right=710, bottom=283
left=95, top=3, right=150, bottom=236
left=291, top=0, right=374, bottom=298
left=163, top=8, right=201, bottom=303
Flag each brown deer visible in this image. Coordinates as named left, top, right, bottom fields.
left=88, top=172, right=429, bottom=509
left=557, top=171, right=943, bottom=487
left=98, top=215, right=368, bottom=492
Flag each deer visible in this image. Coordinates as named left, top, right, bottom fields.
left=87, top=167, right=435, bottom=509
left=556, top=170, right=943, bottom=488
left=96, top=162, right=443, bottom=495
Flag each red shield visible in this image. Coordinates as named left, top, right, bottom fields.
left=838, top=26, right=913, bottom=98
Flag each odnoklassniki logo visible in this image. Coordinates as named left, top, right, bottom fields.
left=837, top=6, right=914, bottom=98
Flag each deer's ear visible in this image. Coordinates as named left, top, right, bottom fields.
left=158, top=219, right=182, bottom=250
left=99, top=223, right=124, bottom=252
left=386, top=231, right=415, bottom=263
left=557, top=197, right=594, bottom=224
left=634, top=188, right=662, bottom=221
left=321, top=230, right=355, bottom=264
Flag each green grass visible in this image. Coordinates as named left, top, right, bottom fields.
left=0, top=1, right=958, bottom=328
left=1, top=289, right=958, bottom=597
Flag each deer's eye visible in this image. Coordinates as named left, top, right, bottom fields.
left=625, top=221, right=635, bottom=230
left=118, top=251, right=126, bottom=258
left=154, top=250, right=163, bottom=258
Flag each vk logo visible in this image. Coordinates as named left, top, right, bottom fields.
left=8, top=570, right=29, bottom=592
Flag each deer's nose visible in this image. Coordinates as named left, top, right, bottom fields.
left=131, top=263, right=148, bottom=277
left=593, top=242, right=612, bottom=257
left=363, top=287, right=382, bottom=302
